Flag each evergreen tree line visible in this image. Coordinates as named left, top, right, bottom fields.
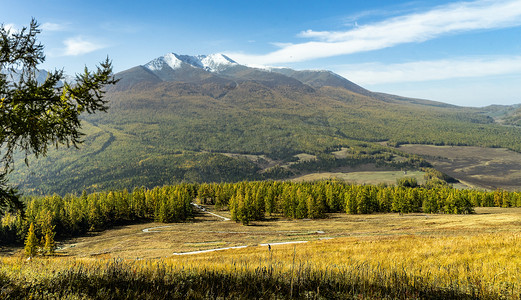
left=198, top=181, right=476, bottom=224
left=0, top=185, right=195, bottom=245
left=198, top=181, right=521, bottom=224
left=2, top=181, right=521, bottom=245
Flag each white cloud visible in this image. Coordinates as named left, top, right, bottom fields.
left=335, top=56, right=521, bottom=85
left=41, top=22, right=66, bottom=32
left=228, top=0, right=521, bottom=66
left=2, top=23, right=18, bottom=34
left=63, top=37, right=106, bottom=56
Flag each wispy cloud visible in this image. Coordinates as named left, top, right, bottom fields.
left=228, top=0, right=521, bottom=66
left=63, top=36, right=106, bottom=56
left=336, top=56, right=521, bottom=85
left=2, top=23, right=18, bottom=34
left=3, top=22, right=67, bottom=35
left=41, top=22, right=67, bottom=32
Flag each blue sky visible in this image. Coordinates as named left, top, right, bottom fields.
left=3, top=0, right=521, bottom=107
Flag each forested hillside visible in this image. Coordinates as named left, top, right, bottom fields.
left=8, top=53, right=521, bottom=195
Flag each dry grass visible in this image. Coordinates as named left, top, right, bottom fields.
left=292, top=169, right=426, bottom=185
left=2, top=207, right=521, bottom=298
left=6, top=207, right=516, bottom=260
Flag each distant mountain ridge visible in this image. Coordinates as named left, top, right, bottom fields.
left=112, top=52, right=374, bottom=97
left=117, top=52, right=458, bottom=105
left=144, top=53, right=238, bottom=73
left=8, top=52, right=521, bottom=195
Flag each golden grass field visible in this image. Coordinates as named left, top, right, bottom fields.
left=2, top=206, right=521, bottom=298
left=21, top=206, right=516, bottom=260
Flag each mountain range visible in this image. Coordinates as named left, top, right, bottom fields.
left=9, top=53, right=521, bottom=194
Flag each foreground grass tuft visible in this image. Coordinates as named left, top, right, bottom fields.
left=0, top=258, right=493, bottom=299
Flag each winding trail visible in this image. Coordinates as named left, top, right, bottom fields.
left=191, top=203, right=231, bottom=221
left=172, top=245, right=249, bottom=255
left=141, top=203, right=230, bottom=233
left=142, top=225, right=178, bottom=233
left=142, top=203, right=332, bottom=256
left=172, top=240, right=309, bottom=256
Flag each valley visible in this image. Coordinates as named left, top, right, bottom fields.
left=3, top=53, right=521, bottom=299
left=4, top=2, right=521, bottom=298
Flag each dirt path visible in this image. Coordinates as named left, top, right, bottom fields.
left=142, top=203, right=230, bottom=233
left=191, top=203, right=230, bottom=221
left=142, top=204, right=330, bottom=256
left=172, top=240, right=309, bottom=255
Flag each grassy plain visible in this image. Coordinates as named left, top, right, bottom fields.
left=2, top=207, right=521, bottom=298
left=291, top=169, right=426, bottom=186
left=17, top=207, right=519, bottom=259
left=399, top=145, right=521, bottom=190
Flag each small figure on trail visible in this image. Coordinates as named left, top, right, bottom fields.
left=268, top=244, right=271, bottom=251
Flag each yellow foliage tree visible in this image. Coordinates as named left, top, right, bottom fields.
left=24, top=222, right=39, bottom=257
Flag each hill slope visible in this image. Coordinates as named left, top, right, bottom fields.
left=9, top=53, right=521, bottom=194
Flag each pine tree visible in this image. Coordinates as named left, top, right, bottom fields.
left=344, top=189, right=357, bottom=214
left=0, top=20, right=117, bottom=214
left=502, top=190, right=511, bottom=208
left=253, top=186, right=266, bottom=220
left=296, top=188, right=308, bottom=219
left=265, top=185, right=276, bottom=215
left=356, top=187, right=371, bottom=214
left=377, top=188, right=393, bottom=212
left=236, top=194, right=249, bottom=225
left=494, top=189, right=502, bottom=207
left=43, top=227, right=56, bottom=255
left=24, top=222, right=39, bottom=257
left=325, top=184, right=336, bottom=211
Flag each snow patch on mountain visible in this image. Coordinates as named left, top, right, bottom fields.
left=143, top=53, right=238, bottom=73
left=257, top=66, right=291, bottom=72
left=200, top=54, right=237, bottom=72
left=261, top=66, right=332, bottom=74
left=163, top=53, right=183, bottom=70
left=144, top=53, right=183, bottom=71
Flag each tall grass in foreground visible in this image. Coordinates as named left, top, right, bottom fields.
left=1, top=232, right=520, bottom=299
left=0, top=257, right=494, bottom=299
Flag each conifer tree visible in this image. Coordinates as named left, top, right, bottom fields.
left=265, top=185, right=276, bottom=215
left=356, top=187, right=371, bottom=214
left=344, top=189, right=357, bottom=214
left=0, top=19, right=117, bottom=214
left=43, top=227, right=56, bottom=255
left=296, top=188, right=308, bottom=218
left=24, top=222, right=39, bottom=257
left=229, top=194, right=239, bottom=221
left=493, top=189, right=502, bottom=207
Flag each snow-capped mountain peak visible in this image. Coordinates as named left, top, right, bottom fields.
left=199, top=54, right=237, bottom=72
left=143, top=53, right=238, bottom=73
left=143, top=53, right=183, bottom=71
